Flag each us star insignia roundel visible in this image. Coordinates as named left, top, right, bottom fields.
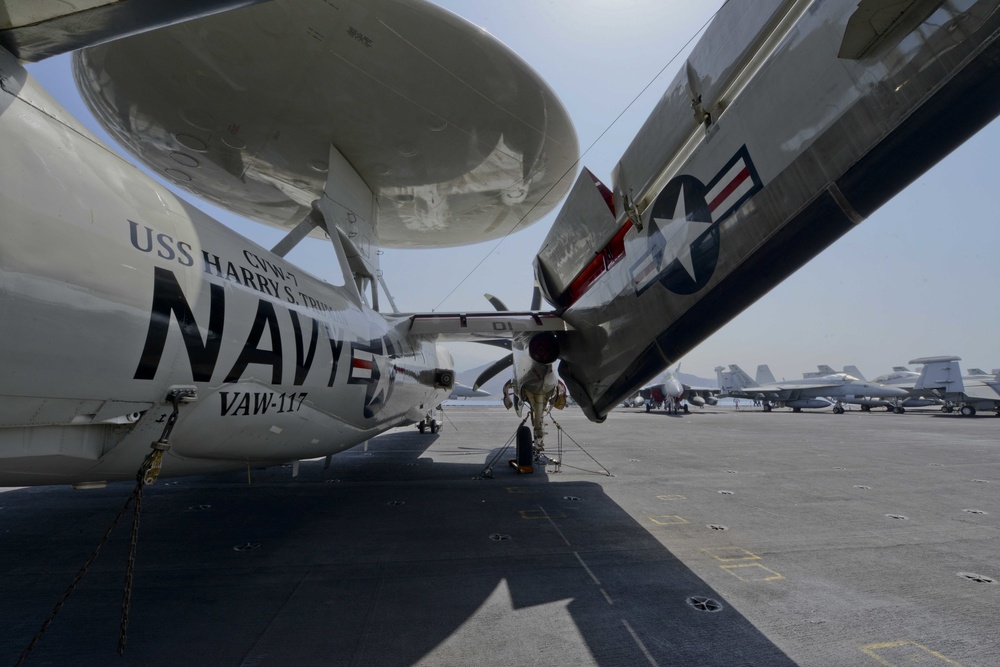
left=630, top=145, right=762, bottom=296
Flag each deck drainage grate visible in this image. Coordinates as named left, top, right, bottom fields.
left=958, top=572, right=996, bottom=584
left=324, top=479, right=341, bottom=484
left=833, top=467, right=846, bottom=470
left=489, top=533, right=511, bottom=542
left=727, top=470, right=738, bottom=474
left=718, top=490, right=734, bottom=495
left=233, top=542, right=261, bottom=552
left=563, top=496, right=580, bottom=501
left=187, top=504, right=212, bottom=511
left=707, top=524, right=728, bottom=531
left=885, top=514, right=908, bottom=520
left=686, top=596, right=723, bottom=612
left=854, top=485, right=871, bottom=489
left=963, top=509, right=987, bottom=515
left=629, top=459, right=641, bottom=462
left=971, top=479, right=990, bottom=483
left=386, top=500, right=406, bottom=506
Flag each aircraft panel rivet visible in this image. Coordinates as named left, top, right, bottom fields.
left=718, top=490, right=734, bottom=495
left=387, top=500, right=405, bottom=506
left=707, top=524, right=728, bottom=531
left=489, top=533, right=511, bottom=542
left=187, top=504, right=212, bottom=511
left=963, top=509, right=987, bottom=514
left=885, top=514, right=907, bottom=520
left=854, top=485, right=871, bottom=489
left=563, top=496, right=580, bottom=501
left=233, top=542, right=261, bottom=552
left=958, top=572, right=996, bottom=584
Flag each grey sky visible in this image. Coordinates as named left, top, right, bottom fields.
left=27, top=0, right=1000, bottom=381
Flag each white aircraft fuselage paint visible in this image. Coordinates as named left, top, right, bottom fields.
left=0, top=49, right=451, bottom=485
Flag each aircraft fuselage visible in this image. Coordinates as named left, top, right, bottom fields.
left=0, top=50, right=451, bottom=485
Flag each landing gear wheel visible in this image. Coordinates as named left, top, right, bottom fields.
left=960, top=405, right=976, bottom=417
left=942, top=405, right=953, bottom=413
left=894, top=407, right=905, bottom=414
left=515, top=425, right=533, bottom=471
left=417, top=420, right=426, bottom=434
left=861, top=405, right=871, bottom=412
left=763, top=404, right=772, bottom=412
left=885, top=406, right=894, bottom=411
left=430, top=420, right=439, bottom=434
left=832, top=406, right=843, bottom=414
left=792, top=407, right=802, bottom=413
left=645, top=403, right=651, bottom=413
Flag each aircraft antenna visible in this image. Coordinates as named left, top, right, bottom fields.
left=433, top=1, right=730, bottom=311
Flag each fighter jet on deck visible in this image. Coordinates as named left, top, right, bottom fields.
left=717, top=365, right=908, bottom=414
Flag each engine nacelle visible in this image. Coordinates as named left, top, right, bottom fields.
left=689, top=395, right=706, bottom=407
left=705, top=395, right=718, bottom=406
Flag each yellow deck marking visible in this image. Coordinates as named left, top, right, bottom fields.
left=648, top=515, right=689, bottom=525
left=720, top=563, right=784, bottom=582
left=861, top=640, right=963, bottom=666
left=701, top=547, right=761, bottom=561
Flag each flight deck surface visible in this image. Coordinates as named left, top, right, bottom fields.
left=2, top=405, right=998, bottom=666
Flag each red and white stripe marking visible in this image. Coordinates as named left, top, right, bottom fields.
left=707, top=157, right=752, bottom=222
left=351, top=350, right=374, bottom=380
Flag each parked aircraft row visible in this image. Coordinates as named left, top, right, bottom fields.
left=2, top=0, right=998, bottom=485
left=715, top=359, right=999, bottom=416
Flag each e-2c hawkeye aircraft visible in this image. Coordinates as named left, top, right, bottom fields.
left=1, top=0, right=998, bottom=486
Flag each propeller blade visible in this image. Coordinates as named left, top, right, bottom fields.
left=484, top=293, right=508, bottom=312
left=473, top=354, right=514, bottom=390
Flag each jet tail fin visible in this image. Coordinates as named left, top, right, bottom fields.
left=910, top=356, right=964, bottom=393
left=844, top=365, right=866, bottom=381
left=756, top=364, right=776, bottom=385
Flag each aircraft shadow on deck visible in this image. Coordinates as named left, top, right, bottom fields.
left=0, top=429, right=794, bottom=666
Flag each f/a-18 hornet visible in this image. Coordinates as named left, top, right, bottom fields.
left=1, top=0, right=998, bottom=485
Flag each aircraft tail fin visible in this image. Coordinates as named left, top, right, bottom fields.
left=844, top=365, right=866, bottom=381
left=720, top=364, right=757, bottom=391
left=816, top=364, right=836, bottom=375
left=967, top=368, right=988, bottom=376
left=910, top=356, right=964, bottom=393
left=756, top=365, right=776, bottom=385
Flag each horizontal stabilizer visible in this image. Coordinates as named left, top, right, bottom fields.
left=409, top=312, right=570, bottom=342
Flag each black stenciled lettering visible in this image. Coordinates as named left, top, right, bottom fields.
left=129, top=220, right=154, bottom=252
left=203, top=251, right=223, bottom=277
left=177, top=241, right=194, bottom=267
left=220, top=391, right=237, bottom=416
left=327, top=326, right=344, bottom=387
left=240, top=267, right=258, bottom=291
left=156, top=233, right=176, bottom=261
left=289, top=311, right=319, bottom=386
left=224, top=299, right=283, bottom=384
left=253, top=392, right=273, bottom=415
left=134, top=267, right=224, bottom=381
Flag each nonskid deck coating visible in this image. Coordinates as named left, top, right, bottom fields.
left=1, top=405, right=997, bottom=666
